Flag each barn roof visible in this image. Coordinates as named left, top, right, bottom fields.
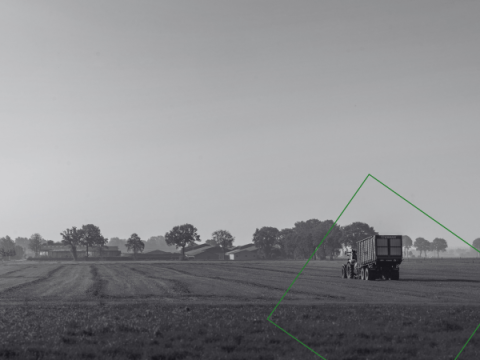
left=184, top=244, right=217, bottom=256
left=143, top=249, right=171, bottom=255
left=225, top=244, right=258, bottom=255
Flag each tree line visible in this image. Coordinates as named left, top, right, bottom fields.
left=4, top=223, right=479, bottom=261
left=402, top=236, right=450, bottom=258
left=1, top=225, right=147, bottom=261
left=108, top=235, right=171, bottom=254
left=251, top=220, right=378, bottom=259
left=164, top=225, right=234, bottom=259
left=0, top=235, right=41, bottom=260
left=161, top=220, right=379, bottom=260
left=0, top=236, right=23, bottom=260
left=59, top=225, right=146, bottom=260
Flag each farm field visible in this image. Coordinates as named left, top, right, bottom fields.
left=0, top=259, right=479, bottom=359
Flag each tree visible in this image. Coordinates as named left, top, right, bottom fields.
left=427, top=241, right=436, bottom=258
left=14, top=237, right=29, bottom=249
left=165, top=224, right=201, bottom=259
left=108, top=237, right=127, bottom=253
left=252, top=227, right=279, bottom=259
left=0, top=236, right=15, bottom=250
left=81, top=224, right=107, bottom=257
left=402, top=235, right=413, bottom=258
left=276, top=219, right=344, bottom=260
left=211, top=230, right=235, bottom=260
left=277, top=228, right=297, bottom=259
left=0, top=248, right=15, bottom=260
left=144, top=236, right=172, bottom=252
left=414, top=237, right=430, bottom=258
left=287, top=220, right=321, bottom=259
left=28, top=233, right=44, bottom=257
left=431, top=238, right=448, bottom=258
left=317, top=220, right=343, bottom=260
left=472, top=238, right=480, bottom=258
left=205, top=239, right=217, bottom=247
left=125, top=233, right=145, bottom=259
left=0, top=236, right=16, bottom=260
left=144, top=235, right=174, bottom=252
left=60, top=227, right=84, bottom=261
left=292, top=219, right=323, bottom=259
left=14, top=245, right=24, bottom=259
left=341, top=222, right=377, bottom=249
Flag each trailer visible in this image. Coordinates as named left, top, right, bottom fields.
left=341, top=235, right=403, bottom=280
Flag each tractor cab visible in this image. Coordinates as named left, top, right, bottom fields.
left=346, top=249, right=357, bottom=264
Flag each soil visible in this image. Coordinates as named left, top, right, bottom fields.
left=0, top=258, right=478, bottom=359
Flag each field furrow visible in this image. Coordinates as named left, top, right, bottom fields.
left=96, top=264, right=174, bottom=298
left=0, top=265, right=63, bottom=295
left=6, top=265, right=94, bottom=299
left=134, top=264, right=288, bottom=301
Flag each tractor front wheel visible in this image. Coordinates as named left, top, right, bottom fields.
left=341, top=265, right=347, bottom=279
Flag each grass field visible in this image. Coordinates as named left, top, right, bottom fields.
left=0, top=259, right=479, bottom=359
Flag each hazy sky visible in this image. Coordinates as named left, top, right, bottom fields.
left=1, top=1, right=479, bottom=249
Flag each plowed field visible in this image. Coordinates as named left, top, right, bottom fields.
left=0, top=259, right=478, bottom=360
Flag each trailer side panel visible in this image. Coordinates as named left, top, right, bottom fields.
left=358, top=235, right=376, bottom=267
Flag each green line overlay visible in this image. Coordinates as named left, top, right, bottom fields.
left=267, top=174, right=480, bottom=360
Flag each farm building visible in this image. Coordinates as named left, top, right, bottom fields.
left=123, top=249, right=179, bottom=260
left=89, top=246, right=121, bottom=257
left=226, top=244, right=259, bottom=260
left=39, top=244, right=121, bottom=258
left=183, top=244, right=225, bottom=260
